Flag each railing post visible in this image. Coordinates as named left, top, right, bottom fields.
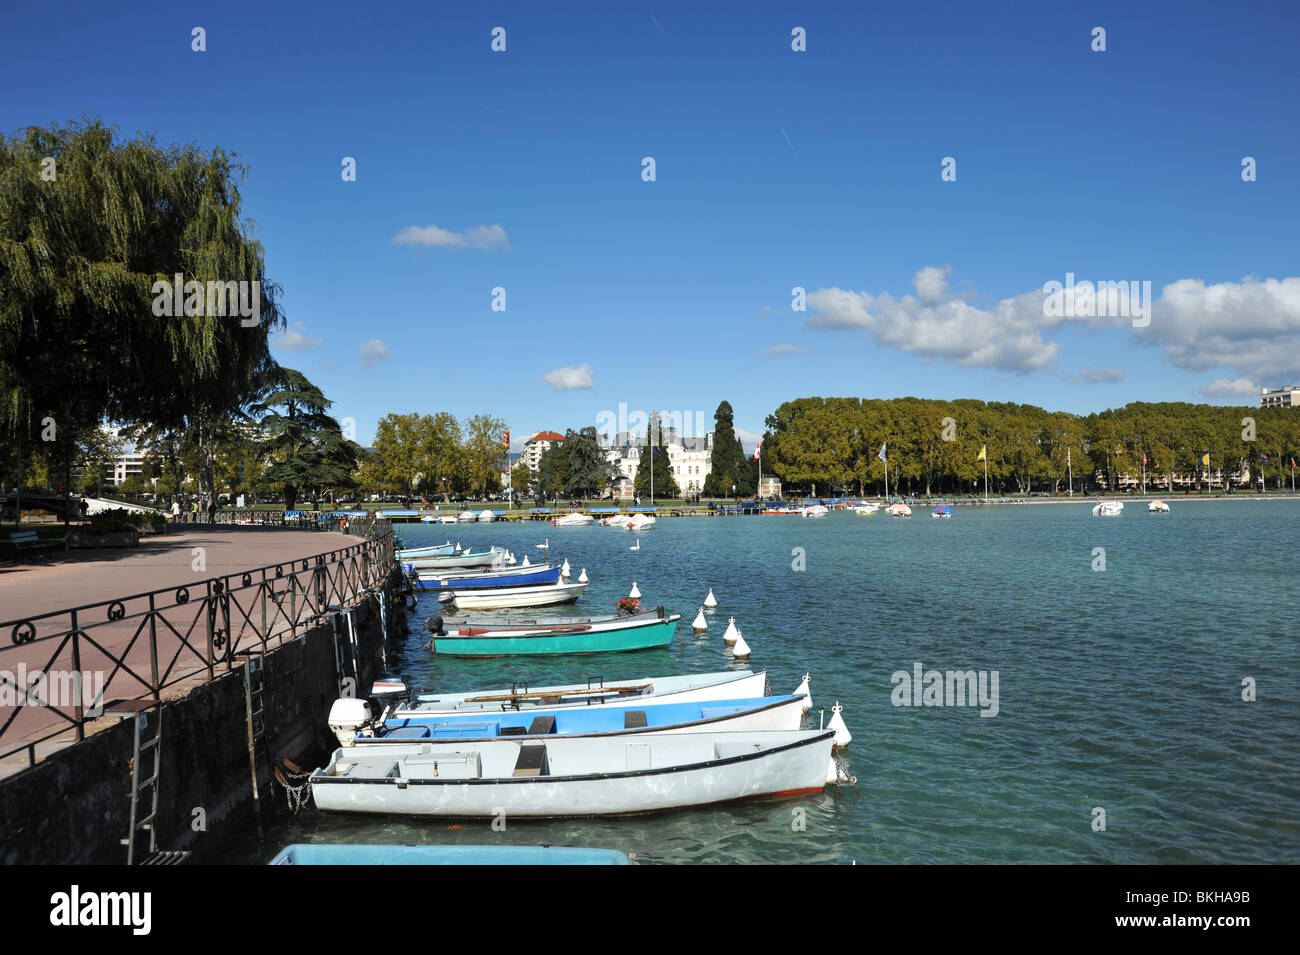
left=69, top=609, right=84, bottom=741
left=148, top=592, right=161, bottom=702
left=204, top=581, right=216, bottom=681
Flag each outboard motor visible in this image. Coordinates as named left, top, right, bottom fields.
left=328, top=698, right=373, bottom=747
left=426, top=613, right=446, bottom=636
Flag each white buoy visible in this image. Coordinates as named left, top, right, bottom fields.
left=703, top=588, right=718, bottom=609
left=692, top=608, right=707, bottom=632
left=827, top=701, right=851, bottom=749
left=722, top=616, right=739, bottom=645
left=794, top=672, right=812, bottom=713
left=826, top=759, right=852, bottom=786
left=629, top=581, right=641, bottom=599
left=578, top=568, right=588, bottom=584
left=505, top=550, right=516, bottom=565
left=731, top=630, right=750, bottom=658
left=522, top=555, right=530, bottom=567
left=561, top=558, right=571, bottom=579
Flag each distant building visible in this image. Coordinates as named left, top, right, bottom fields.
left=759, top=476, right=782, bottom=499
left=111, top=450, right=146, bottom=486
left=1260, top=386, right=1300, bottom=408
left=522, top=431, right=565, bottom=472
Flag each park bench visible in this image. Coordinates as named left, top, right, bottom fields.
left=9, top=530, right=62, bottom=561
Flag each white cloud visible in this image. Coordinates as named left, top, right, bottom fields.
left=542, top=364, right=594, bottom=390
left=1145, top=277, right=1300, bottom=380
left=913, top=265, right=951, bottom=304
left=391, top=224, right=510, bottom=250
left=274, top=321, right=322, bottom=351
left=806, top=282, right=1061, bottom=372
left=762, top=343, right=810, bottom=356
left=805, top=268, right=1300, bottom=378
left=358, top=338, right=391, bottom=369
left=1079, top=367, right=1125, bottom=384
left=1199, top=377, right=1259, bottom=398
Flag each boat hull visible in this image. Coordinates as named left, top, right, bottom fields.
left=310, top=730, right=834, bottom=817
left=439, top=581, right=588, bottom=610
left=393, top=669, right=769, bottom=717
left=416, top=566, right=560, bottom=591
left=363, top=695, right=807, bottom=744
left=433, top=615, right=678, bottom=656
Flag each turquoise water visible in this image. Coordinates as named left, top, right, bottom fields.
left=236, top=501, right=1300, bottom=864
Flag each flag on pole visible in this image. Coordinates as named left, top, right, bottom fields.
left=1292, top=457, right=1298, bottom=470
left=977, top=445, right=986, bottom=462
left=1142, top=453, right=1148, bottom=466
left=1201, top=453, right=1210, bottom=467
left=753, top=441, right=761, bottom=462
left=503, top=429, right=510, bottom=448
left=1066, top=448, right=1071, bottom=466
left=1261, top=453, right=1269, bottom=463
left=877, top=443, right=887, bottom=462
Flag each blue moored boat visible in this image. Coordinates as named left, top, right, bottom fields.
left=338, top=694, right=807, bottom=746
left=414, top=564, right=561, bottom=591
left=269, top=844, right=630, bottom=865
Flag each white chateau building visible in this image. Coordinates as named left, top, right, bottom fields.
left=601, top=429, right=714, bottom=497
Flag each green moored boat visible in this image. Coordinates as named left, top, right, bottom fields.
left=428, top=607, right=680, bottom=657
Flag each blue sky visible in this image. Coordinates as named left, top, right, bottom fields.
left=4, top=0, right=1298, bottom=449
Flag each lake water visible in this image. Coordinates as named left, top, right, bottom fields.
left=230, top=500, right=1300, bottom=864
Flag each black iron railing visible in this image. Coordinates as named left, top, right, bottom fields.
left=0, top=522, right=395, bottom=768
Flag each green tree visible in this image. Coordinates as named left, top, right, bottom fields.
left=702, top=400, right=756, bottom=497
left=250, top=368, right=357, bottom=509
left=561, top=426, right=618, bottom=499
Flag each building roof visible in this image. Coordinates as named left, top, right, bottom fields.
left=526, top=431, right=566, bottom=443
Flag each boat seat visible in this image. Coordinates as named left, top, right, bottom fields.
left=622, top=710, right=648, bottom=729
left=526, top=715, right=557, bottom=735
left=512, top=743, right=548, bottom=776
left=499, top=726, right=527, bottom=736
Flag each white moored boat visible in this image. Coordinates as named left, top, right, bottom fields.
left=436, top=580, right=588, bottom=610
left=1092, top=501, right=1124, bottom=517
left=309, top=728, right=838, bottom=818
left=886, top=502, right=912, bottom=518
left=853, top=502, right=880, bottom=515
left=1147, top=500, right=1170, bottom=513
left=552, top=512, right=594, bottom=526
left=800, top=505, right=829, bottom=518
left=624, top=513, right=655, bottom=530
left=388, top=668, right=771, bottom=718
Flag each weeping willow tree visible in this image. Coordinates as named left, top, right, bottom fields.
left=0, top=118, right=284, bottom=506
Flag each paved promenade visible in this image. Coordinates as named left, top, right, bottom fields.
left=0, top=526, right=356, bottom=775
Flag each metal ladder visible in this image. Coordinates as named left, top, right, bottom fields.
left=237, top=649, right=269, bottom=838
left=110, top=700, right=162, bottom=865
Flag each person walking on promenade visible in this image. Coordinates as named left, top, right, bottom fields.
left=207, top=495, right=217, bottom=523
left=171, top=498, right=180, bottom=522
left=190, top=498, right=199, bottom=522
